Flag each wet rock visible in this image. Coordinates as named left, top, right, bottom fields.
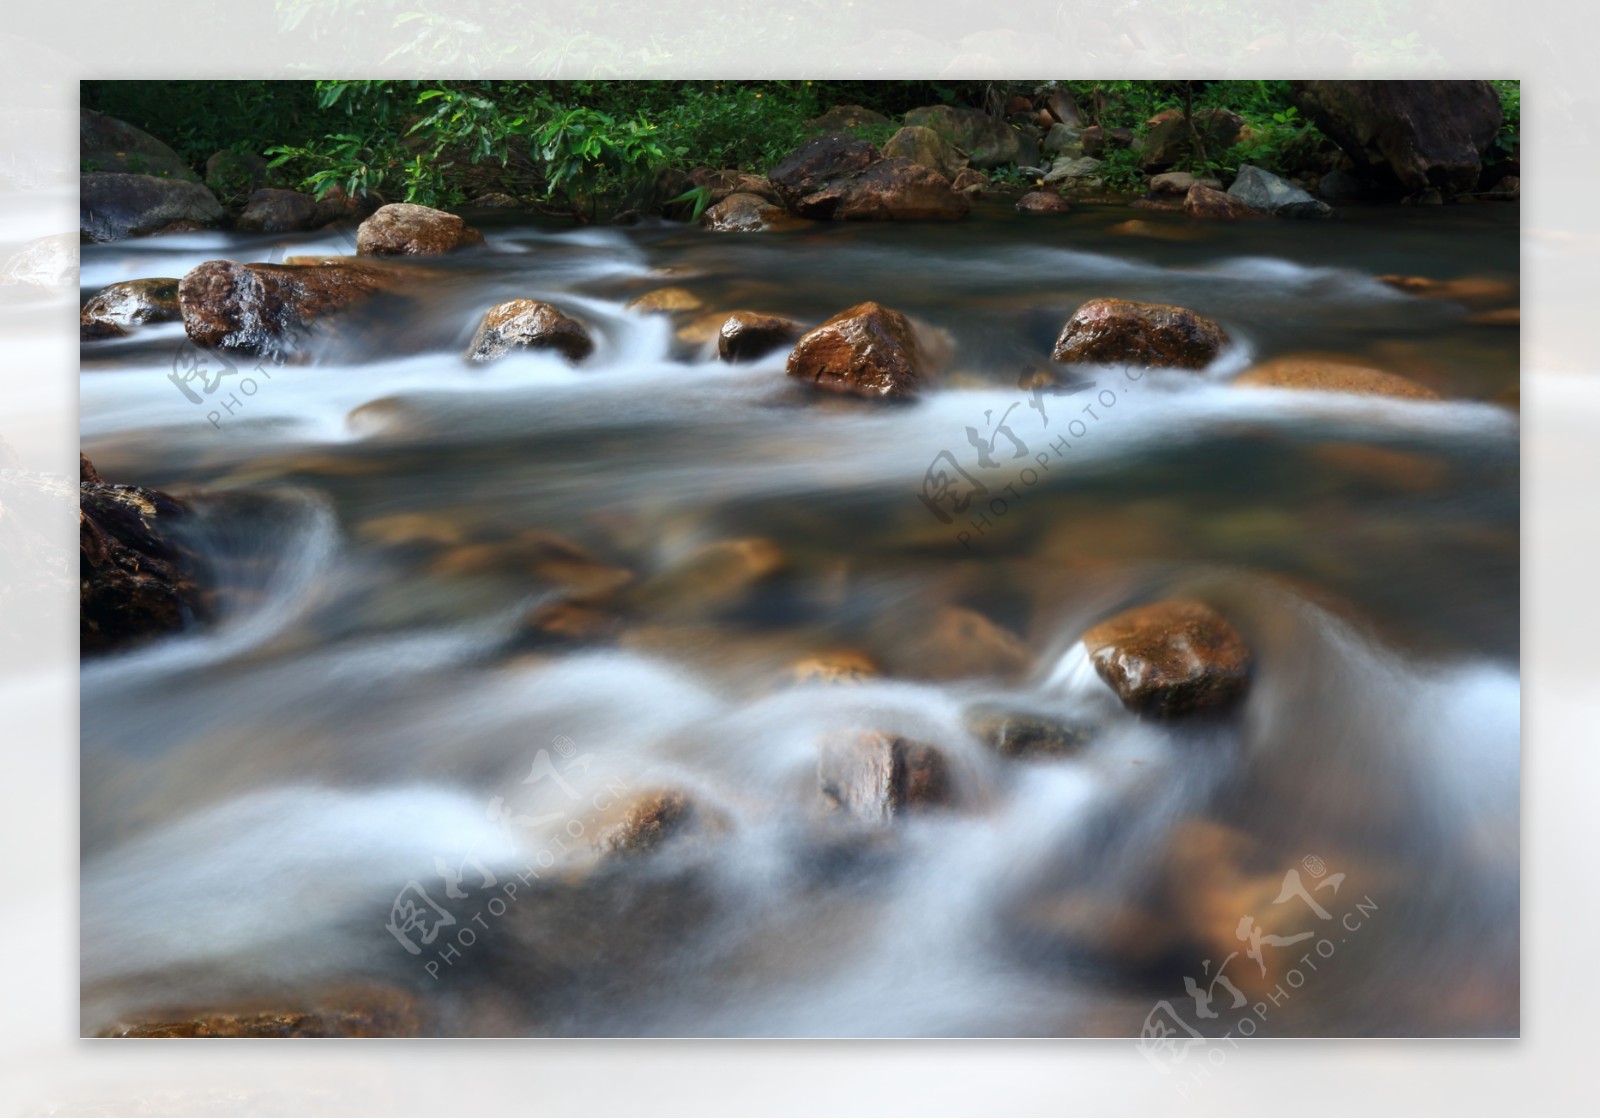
left=1016, top=190, right=1073, bottom=214
left=80, top=173, right=224, bottom=242
left=177, top=258, right=393, bottom=354
left=769, top=134, right=875, bottom=208
left=817, top=731, right=951, bottom=825
left=903, top=104, right=1038, bottom=168
left=355, top=202, right=483, bottom=255
left=80, top=277, right=181, bottom=339
left=1376, top=273, right=1514, bottom=308
left=966, top=705, right=1093, bottom=758
left=901, top=606, right=1031, bottom=682
left=701, top=192, right=800, bottom=233
left=1080, top=599, right=1251, bottom=717
left=717, top=311, right=803, bottom=362
left=626, top=286, right=703, bottom=314
left=467, top=299, right=593, bottom=364
left=98, top=986, right=424, bottom=1037
left=881, top=124, right=969, bottom=180
left=1107, top=219, right=1203, bottom=242
left=518, top=600, right=622, bottom=648
left=631, top=537, right=786, bottom=621
left=1233, top=355, right=1440, bottom=400
left=1308, top=442, right=1451, bottom=493
left=1010, top=891, right=1177, bottom=973
left=1042, top=122, right=1083, bottom=157
left=1052, top=298, right=1229, bottom=369
left=805, top=104, right=893, bottom=134
left=81, top=109, right=195, bottom=180
left=235, top=188, right=318, bottom=233
left=1228, top=164, right=1333, bottom=218
left=599, top=789, right=696, bottom=855
left=1468, top=307, right=1519, bottom=326
left=1291, top=80, right=1502, bottom=196
left=785, top=301, right=927, bottom=400
left=1183, top=183, right=1262, bottom=220
left=789, top=650, right=881, bottom=686
left=1141, top=108, right=1244, bottom=172
left=950, top=167, right=989, bottom=195
left=80, top=456, right=202, bottom=656
left=769, top=135, right=969, bottom=222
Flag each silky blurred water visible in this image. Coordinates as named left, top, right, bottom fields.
left=78, top=201, right=1519, bottom=1037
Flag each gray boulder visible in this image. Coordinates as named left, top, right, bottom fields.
left=80, top=173, right=224, bottom=242
left=81, top=110, right=195, bottom=180
left=1227, top=164, right=1334, bottom=219
left=1042, top=123, right=1083, bottom=158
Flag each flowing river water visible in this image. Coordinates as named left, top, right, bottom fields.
left=79, top=201, right=1519, bottom=1037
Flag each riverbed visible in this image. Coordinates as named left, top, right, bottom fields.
left=79, top=201, right=1520, bottom=1037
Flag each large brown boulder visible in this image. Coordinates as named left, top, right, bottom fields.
left=1290, top=80, right=1502, bottom=196
left=467, top=299, right=593, bottom=363
left=881, top=124, right=969, bottom=180
left=1232, top=355, right=1440, bottom=400
left=1016, top=191, right=1073, bottom=214
left=817, top=731, right=951, bottom=825
left=1183, top=183, right=1262, bottom=220
left=902, top=104, right=1038, bottom=168
left=80, top=456, right=201, bottom=656
left=830, top=159, right=971, bottom=221
left=768, top=134, right=968, bottom=222
left=701, top=192, right=801, bottom=233
left=786, top=301, right=927, bottom=399
left=1081, top=599, right=1251, bottom=717
left=80, top=277, right=182, bottom=339
left=178, top=258, right=393, bottom=354
left=355, top=202, right=483, bottom=255
left=1052, top=298, right=1229, bottom=369
left=717, top=311, right=803, bottom=362
left=80, top=173, right=224, bottom=242
left=1140, top=108, right=1245, bottom=172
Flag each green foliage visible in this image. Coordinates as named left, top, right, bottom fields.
left=1216, top=103, right=1320, bottom=179
left=1093, top=147, right=1148, bottom=192
left=80, top=80, right=324, bottom=173
left=650, top=84, right=819, bottom=171
left=1490, top=80, right=1520, bottom=158
left=82, top=78, right=1515, bottom=213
